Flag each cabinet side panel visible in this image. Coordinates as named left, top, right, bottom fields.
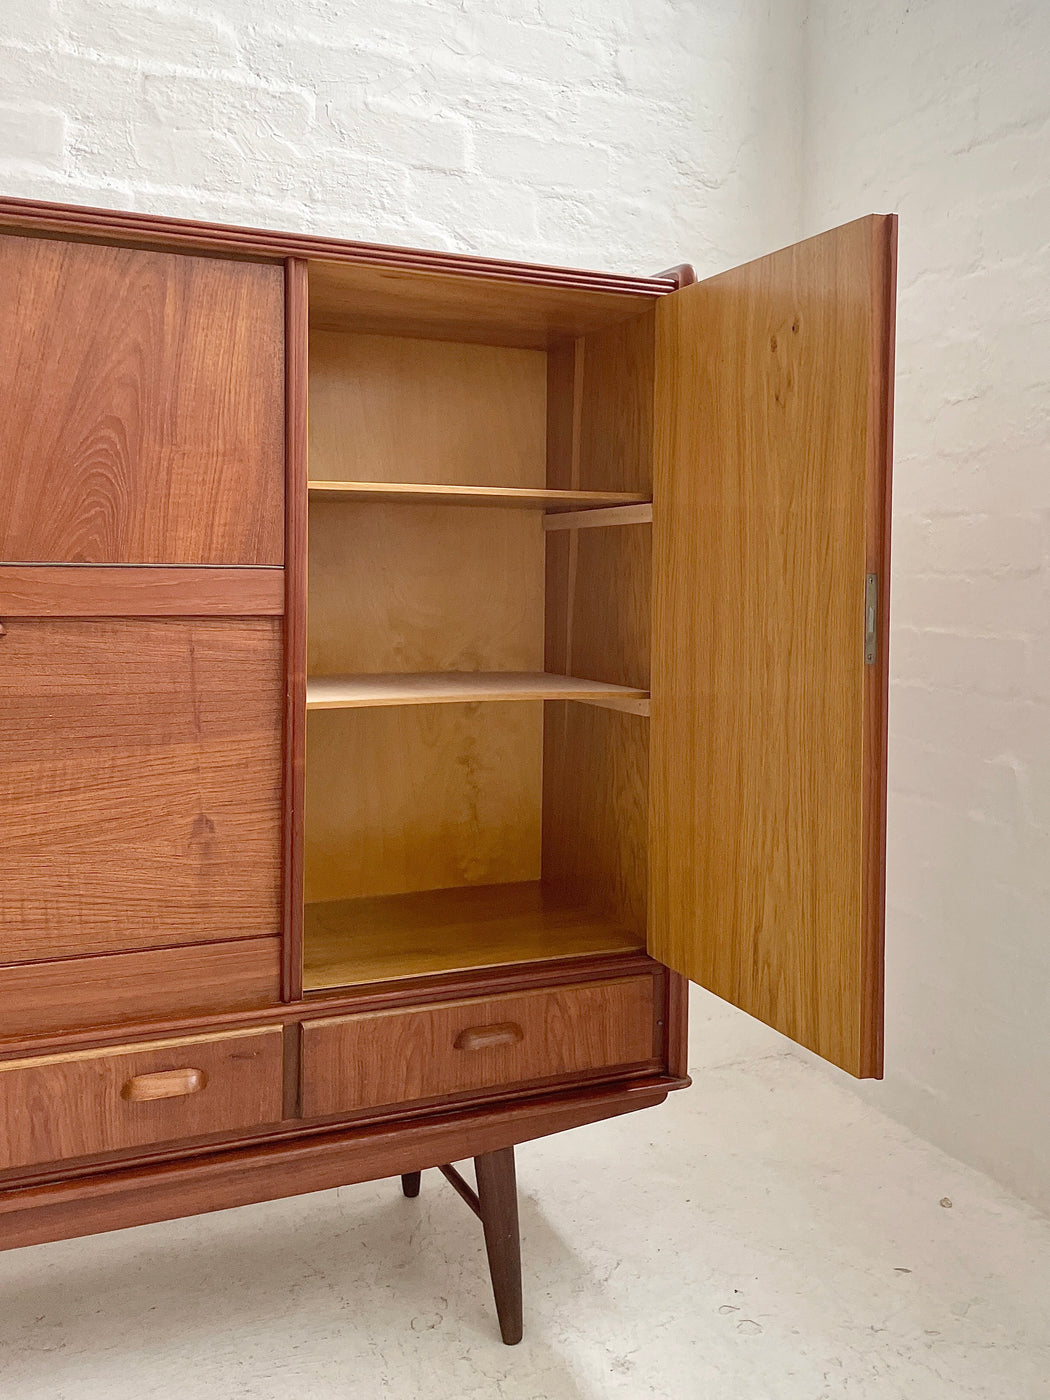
left=542, top=704, right=648, bottom=939
left=542, top=312, right=654, bottom=937
left=0, top=619, right=283, bottom=960
left=0, top=235, right=284, bottom=565
left=649, top=215, right=894, bottom=1077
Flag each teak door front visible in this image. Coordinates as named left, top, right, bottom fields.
left=0, top=234, right=284, bottom=564
left=649, top=216, right=896, bottom=1078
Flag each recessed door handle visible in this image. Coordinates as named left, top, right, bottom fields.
left=121, top=1067, right=207, bottom=1102
left=453, top=1022, right=524, bottom=1052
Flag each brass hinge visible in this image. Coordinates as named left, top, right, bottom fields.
left=864, top=573, right=878, bottom=665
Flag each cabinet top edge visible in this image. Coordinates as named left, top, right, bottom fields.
left=0, top=194, right=679, bottom=298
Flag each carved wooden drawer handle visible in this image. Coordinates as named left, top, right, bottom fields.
left=453, top=1022, right=524, bottom=1052
left=121, top=1068, right=207, bottom=1102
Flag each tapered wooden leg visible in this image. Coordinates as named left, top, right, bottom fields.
left=474, top=1146, right=522, bottom=1346
left=400, top=1171, right=421, bottom=1198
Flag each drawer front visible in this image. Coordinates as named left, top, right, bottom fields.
left=300, top=977, right=656, bottom=1119
left=0, top=938, right=281, bottom=1040
left=0, top=1027, right=284, bottom=1171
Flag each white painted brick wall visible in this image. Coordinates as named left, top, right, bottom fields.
left=0, top=0, right=804, bottom=274
left=803, top=0, right=1050, bottom=1212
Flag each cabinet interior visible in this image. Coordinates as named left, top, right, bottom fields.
left=303, top=262, right=657, bottom=991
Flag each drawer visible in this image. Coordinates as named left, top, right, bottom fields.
left=0, top=1027, right=284, bottom=1172
left=300, top=976, right=656, bottom=1119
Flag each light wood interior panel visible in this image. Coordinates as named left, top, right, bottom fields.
left=0, top=234, right=284, bottom=565
left=540, top=313, right=655, bottom=944
left=0, top=619, right=283, bottom=961
left=542, top=706, right=649, bottom=938
left=305, top=705, right=542, bottom=904
left=308, top=331, right=546, bottom=487
left=308, top=501, right=544, bottom=675
left=649, top=215, right=896, bottom=1078
left=308, top=260, right=661, bottom=349
left=303, top=883, right=642, bottom=990
left=544, top=526, right=651, bottom=690
left=546, top=313, right=655, bottom=495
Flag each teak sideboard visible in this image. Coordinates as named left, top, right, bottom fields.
left=0, top=196, right=896, bottom=1345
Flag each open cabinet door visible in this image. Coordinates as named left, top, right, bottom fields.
left=648, top=216, right=896, bottom=1078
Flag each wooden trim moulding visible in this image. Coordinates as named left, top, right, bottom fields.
left=0, top=195, right=677, bottom=298
left=859, top=214, right=898, bottom=1079
left=0, top=565, right=284, bottom=617
left=281, top=258, right=309, bottom=1003
left=0, top=1077, right=685, bottom=1252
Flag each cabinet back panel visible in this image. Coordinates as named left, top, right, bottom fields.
left=308, top=331, right=546, bottom=487
left=0, top=234, right=284, bottom=565
left=305, top=705, right=542, bottom=904
left=308, top=502, right=544, bottom=675
left=0, top=619, right=282, bottom=961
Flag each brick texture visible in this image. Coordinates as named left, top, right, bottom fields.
left=0, top=0, right=803, bottom=273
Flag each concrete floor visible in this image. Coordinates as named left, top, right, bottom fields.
left=2, top=998, right=1048, bottom=1400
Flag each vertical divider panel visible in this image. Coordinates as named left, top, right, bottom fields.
left=282, top=258, right=309, bottom=1002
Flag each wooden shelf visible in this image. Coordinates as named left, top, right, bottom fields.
left=303, top=881, right=645, bottom=991
left=306, top=671, right=650, bottom=712
left=308, top=480, right=651, bottom=511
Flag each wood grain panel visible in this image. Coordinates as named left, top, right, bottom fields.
left=308, top=502, right=544, bottom=675
left=576, top=309, right=655, bottom=493
left=308, top=331, right=546, bottom=486
left=649, top=215, right=896, bottom=1078
left=0, top=565, right=284, bottom=616
left=541, top=313, right=654, bottom=943
left=309, top=261, right=657, bottom=349
left=303, top=882, right=642, bottom=990
left=542, top=705, right=649, bottom=938
left=0, top=939, right=281, bottom=1039
left=300, top=977, right=656, bottom=1117
left=544, top=527, right=651, bottom=689
left=304, top=705, right=542, bottom=904
left=0, top=235, right=284, bottom=564
left=0, top=619, right=283, bottom=960
left=0, top=1027, right=284, bottom=1171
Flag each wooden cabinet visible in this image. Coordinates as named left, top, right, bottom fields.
left=0, top=196, right=894, bottom=1322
